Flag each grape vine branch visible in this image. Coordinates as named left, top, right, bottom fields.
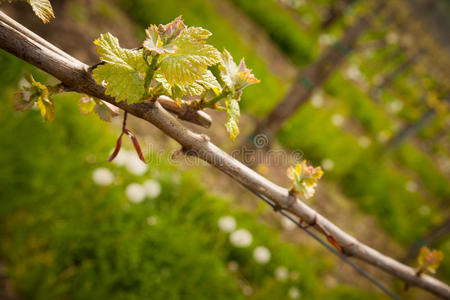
left=0, top=10, right=449, bottom=299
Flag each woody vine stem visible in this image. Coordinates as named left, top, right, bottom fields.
left=0, top=9, right=449, bottom=299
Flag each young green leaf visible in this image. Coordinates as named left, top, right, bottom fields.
left=14, top=75, right=54, bottom=121
left=225, top=97, right=240, bottom=141
left=93, top=33, right=147, bottom=104
left=78, top=96, right=96, bottom=115
left=417, top=246, right=444, bottom=275
left=143, top=16, right=185, bottom=55
left=287, top=161, right=323, bottom=199
left=218, top=49, right=260, bottom=95
left=157, top=26, right=221, bottom=86
left=36, top=95, right=55, bottom=121
left=27, top=0, right=54, bottom=23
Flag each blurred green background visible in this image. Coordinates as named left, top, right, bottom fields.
left=0, top=0, right=449, bottom=299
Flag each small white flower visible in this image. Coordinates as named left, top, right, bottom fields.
left=321, top=159, right=334, bottom=171
left=126, top=183, right=146, bottom=203
left=147, top=215, right=158, bottom=226
left=281, top=217, right=297, bottom=230
left=275, top=266, right=289, bottom=281
left=405, top=180, right=418, bottom=193
left=331, top=114, right=344, bottom=127
left=228, top=261, right=239, bottom=272
left=311, top=92, right=324, bottom=108
left=230, top=229, right=252, bottom=248
left=125, top=155, right=148, bottom=176
left=92, top=168, right=114, bottom=186
left=288, top=287, right=301, bottom=299
left=358, top=136, right=371, bottom=148
left=143, top=179, right=161, bottom=198
left=253, top=246, right=271, bottom=264
left=218, top=216, right=237, bottom=233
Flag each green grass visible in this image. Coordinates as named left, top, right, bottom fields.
left=231, top=0, right=315, bottom=65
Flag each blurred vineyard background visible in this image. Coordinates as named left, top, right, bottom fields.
left=0, top=0, right=449, bottom=299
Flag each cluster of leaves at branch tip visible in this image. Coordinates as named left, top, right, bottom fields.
left=287, top=161, right=323, bottom=200
left=92, top=16, right=259, bottom=140
left=1, top=0, right=55, bottom=23
left=416, top=246, right=444, bottom=276
left=14, top=75, right=55, bottom=121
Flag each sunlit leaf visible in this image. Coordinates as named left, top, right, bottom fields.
left=287, top=161, right=323, bottom=199
left=14, top=75, right=54, bottom=121
left=78, top=96, right=96, bottom=115
left=93, top=33, right=147, bottom=103
left=143, top=16, right=185, bottom=55
left=158, top=26, right=221, bottom=86
left=218, top=49, right=260, bottom=94
left=27, top=0, right=54, bottom=23
left=417, top=246, right=444, bottom=275
left=225, top=97, right=240, bottom=141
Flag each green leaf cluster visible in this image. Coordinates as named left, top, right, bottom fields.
left=92, top=17, right=260, bottom=140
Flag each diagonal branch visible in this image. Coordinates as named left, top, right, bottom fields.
left=0, top=11, right=449, bottom=299
left=0, top=11, right=211, bottom=128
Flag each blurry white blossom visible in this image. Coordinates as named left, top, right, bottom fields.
left=111, top=149, right=132, bottom=167
left=331, top=114, right=344, bottom=127
left=126, top=183, right=146, bottom=203
left=345, top=65, right=363, bottom=82
left=143, top=179, right=161, bottom=198
left=126, top=155, right=148, bottom=176
left=289, top=287, right=301, bottom=299
left=358, top=136, right=371, bottom=148
left=218, top=216, right=237, bottom=233
left=405, top=180, right=418, bottom=193
left=147, top=215, right=158, bottom=226
left=242, top=285, right=253, bottom=296
left=318, top=34, right=336, bottom=47
left=253, top=246, right=271, bottom=264
left=388, top=100, right=403, bottom=113
left=311, top=92, right=324, bottom=108
left=230, top=229, right=252, bottom=248
left=275, top=266, right=289, bottom=281
left=321, top=158, right=334, bottom=171
left=92, top=168, right=114, bottom=186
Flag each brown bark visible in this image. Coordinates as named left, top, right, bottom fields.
left=321, top=0, right=356, bottom=30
